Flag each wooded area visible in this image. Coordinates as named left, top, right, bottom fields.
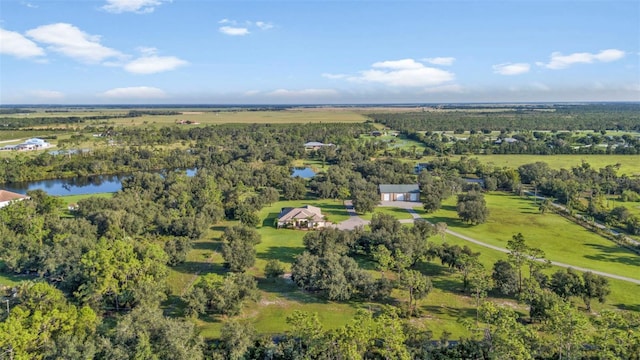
left=0, top=104, right=639, bottom=359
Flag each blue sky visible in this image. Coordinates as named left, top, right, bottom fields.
left=1, top=0, right=638, bottom=104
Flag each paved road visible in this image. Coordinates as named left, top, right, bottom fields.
left=334, top=201, right=640, bottom=285
left=334, top=200, right=369, bottom=230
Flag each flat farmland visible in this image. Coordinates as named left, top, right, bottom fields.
left=106, top=109, right=369, bottom=126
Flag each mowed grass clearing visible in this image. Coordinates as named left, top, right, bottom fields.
left=421, top=192, right=640, bottom=281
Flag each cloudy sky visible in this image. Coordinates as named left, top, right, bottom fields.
left=1, top=0, right=639, bottom=104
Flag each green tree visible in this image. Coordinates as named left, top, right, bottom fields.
left=506, top=232, right=528, bottom=294
left=550, top=268, right=583, bottom=300
left=542, top=300, right=589, bottom=360
left=0, top=282, right=99, bottom=360
left=76, top=238, right=168, bottom=311
left=183, top=272, right=260, bottom=316
left=219, top=320, right=256, bottom=360
left=97, top=306, right=204, bottom=360
left=492, top=260, right=519, bottom=295
left=581, top=271, right=610, bottom=312
left=221, top=225, right=261, bottom=272
left=264, top=259, right=285, bottom=280
left=399, top=269, right=432, bottom=317
left=456, top=191, right=489, bottom=225
left=479, top=301, right=536, bottom=360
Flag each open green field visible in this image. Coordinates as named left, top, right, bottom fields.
left=421, top=154, right=640, bottom=175
left=106, top=109, right=369, bottom=127
left=360, top=205, right=415, bottom=221
left=421, top=192, right=640, bottom=281
left=57, top=192, right=114, bottom=206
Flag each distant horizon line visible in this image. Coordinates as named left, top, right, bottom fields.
left=1, top=101, right=639, bottom=108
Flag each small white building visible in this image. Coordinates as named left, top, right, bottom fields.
left=379, top=184, right=421, bottom=202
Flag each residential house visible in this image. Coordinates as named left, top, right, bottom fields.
left=304, top=142, right=335, bottom=150
left=494, top=137, right=518, bottom=144
left=0, top=190, right=28, bottom=208
left=277, top=205, right=328, bottom=229
left=379, top=184, right=421, bottom=202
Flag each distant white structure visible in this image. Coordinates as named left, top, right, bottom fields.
left=494, top=137, right=518, bottom=144
left=304, top=141, right=335, bottom=150
left=0, top=138, right=51, bottom=151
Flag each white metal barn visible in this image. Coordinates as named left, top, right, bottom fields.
left=379, top=184, right=420, bottom=202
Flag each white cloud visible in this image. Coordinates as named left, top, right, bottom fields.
left=125, top=55, right=188, bottom=74
left=26, top=23, right=123, bottom=63
left=350, top=58, right=455, bottom=87
left=0, top=28, right=45, bottom=58
left=255, top=21, right=273, bottom=30
left=267, top=89, right=339, bottom=97
left=30, top=90, right=64, bottom=99
left=538, top=49, right=625, bottom=69
left=218, top=19, right=274, bottom=36
left=423, top=57, right=456, bottom=66
left=322, top=73, right=349, bottom=80
left=219, top=26, right=250, bottom=36
left=101, top=86, right=166, bottom=99
left=22, top=2, right=38, bottom=8
left=102, top=0, right=167, bottom=14
left=493, top=62, right=531, bottom=75
left=372, top=59, right=424, bottom=70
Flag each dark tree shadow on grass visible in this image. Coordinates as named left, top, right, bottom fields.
left=171, top=260, right=226, bottom=276
left=256, top=277, right=333, bottom=305
left=257, top=246, right=305, bottom=264
left=583, top=243, right=640, bottom=267
left=192, top=240, right=221, bottom=252
left=421, top=304, right=477, bottom=320
left=431, top=277, right=464, bottom=293
left=614, top=303, right=640, bottom=312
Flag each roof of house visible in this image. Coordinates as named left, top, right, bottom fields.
left=379, top=184, right=420, bottom=194
left=0, top=190, right=28, bottom=203
left=304, top=141, right=334, bottom=147
left=277, top=205, right=324, bottom=222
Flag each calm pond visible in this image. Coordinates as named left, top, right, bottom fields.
left=291, top=167, right=316, bottom=179
left=0, top=169, right=197, bottom=196
left=1, top=168, right=313, bottom=196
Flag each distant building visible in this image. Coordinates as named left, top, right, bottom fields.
left=0, top=190, right=28, bottom=208
left=0, top=138, right=51, bottom=151
left=379, top=184, right=421, bottom=202
left=304, top=141, right=335, bottom=150
left=495, top=137, right=518, bottom=144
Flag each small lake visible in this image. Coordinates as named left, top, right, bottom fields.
left=291, top=167, right=316, bottom=179
left=0, top=169, right=197, bottom=196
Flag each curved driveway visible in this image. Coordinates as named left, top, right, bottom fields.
left=336, top=201, right=640, bottom=285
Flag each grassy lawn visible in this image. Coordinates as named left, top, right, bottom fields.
left=420, top=154, right=640, bottom=176
left=360, top=206, right=415, bottom=221
left=421, top=192, right=640, bottom=281
left=57, top=192, right=114, bottom=206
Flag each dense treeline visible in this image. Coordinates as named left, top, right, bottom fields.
left=369, top=103, right=640, bottom=132
left=0, top=123, right=375, bottom=183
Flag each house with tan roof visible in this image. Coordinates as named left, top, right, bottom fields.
left=0, top=190, right=28, bottom=208
left=277, top=205, right=328, bottom=229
